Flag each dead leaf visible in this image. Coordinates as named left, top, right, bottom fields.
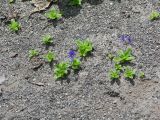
left=30, top=0, right=52, bottom=15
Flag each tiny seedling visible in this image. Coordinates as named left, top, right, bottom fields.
left=149, top=11, right=160, bottom=21
left=54, top=62, right=69, bottom=79
left=45, top=8, right=62, bottom=20
left=109, top=69, right=120, bottom=80
left=9, top=0, right=15, bottom=3
left=43, top=51, right=55, bottom=63
left=124, top=66, right=136, bottom=79
left=139, top=71, right=145, bottom=78
left=76, top=39, right=93, bottom=57
left=29, top=49, right=39, bottom=59
left=115, top=64, right=122, bottom=71
left=8, top=19, right=21, bottom=32
left=42, top=34, right=53, bottom=45
left=69, top=0, right=82, bottom=6
left=108, top=53, right=114, bottom=60
left=113, top=48, right=135, bottom=64
left=71, top=58, right=81, bottom=70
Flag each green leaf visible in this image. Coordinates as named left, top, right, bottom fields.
left=139, top=71, right=145, bottom=78
left=45, top=8, right=62, bottom=20
left=9, top=19, right=21, bottom=32
left=29, top=49, right=39, bottom=59
left=42, top=34, right=53, bottom=45
left=149, top=11, right=160, bottom=21
left=113, top=48, right=135, bottom=64
left=71, top=58, right=81, bottom=70
left=76, top=39, right=93, bottom=57
left=69, top=0, right=82, bottom=6
left=124, top=66, right=136, bottom=79
left=109, top=69, right=120, bottom=80
left=43, top=51, right=55, bottom=63
left=54, top=62, right=69, bottom=79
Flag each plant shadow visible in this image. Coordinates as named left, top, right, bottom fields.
left=58, top=0, right=82, bottom=19
left=111, top=79, right=120, bottom=85
left=126, top=78, right=135, bottom=86
left=85, top=0, right=104, bottom=5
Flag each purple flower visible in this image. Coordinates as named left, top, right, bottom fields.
left=120, top=35, right=132, bottom=44
left=68, top=50, right=76, bottom=62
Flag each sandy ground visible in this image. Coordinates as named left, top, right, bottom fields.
left=0, top=0, right=160, bottom=119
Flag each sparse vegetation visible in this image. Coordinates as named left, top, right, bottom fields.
left=149, top=11, right=160, bottom=21
left=42, top=34, right=53, bottom=45
left=8, top=19, right=21, bottom=32
left=71, top=58, right=81, bottom=70
left=45, top=8, right=62, bottom=20
left=54, top=62, right=69, bottom=79
left=124, top=66, right=136, bottom=79
left=76, top=39, right=93, bottom=57
left=69, top=0, right=82, bottom=6
left=113, top=48, right=135, bottom=64
left=29, top=49, right=39, bottom=59
left=43, top=51, right=55, bottom=63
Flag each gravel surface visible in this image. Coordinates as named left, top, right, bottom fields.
left=0, top=0, right=160, bottom=120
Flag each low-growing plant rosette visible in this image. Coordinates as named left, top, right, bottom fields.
left=29, top=49, right=39, bottom=59
left=76, top=39, right=93, bottom=57
left=8, top=19, right=21, bottom=32
left=69, top=0, right=82, bottom=6
left=109, top=69, right=120, bottom=80
left=54, top=62, right=70, bottom=80
left=149, top=11, right=160, bottom=21
left=113, top=48, right=135, bottom=64
left=124, top=66, right=136, bottom=79
left=43, top=51, right=55, bottom=63
left=42, top=34, right=53, bottom=45
left=45, top=8, right=62, bottom=20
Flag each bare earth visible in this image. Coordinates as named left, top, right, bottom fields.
left=0, top=0, right=160, bottom=120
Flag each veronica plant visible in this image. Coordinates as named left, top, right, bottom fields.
left=54, top=62, right=69, bottom=79
left=29, top=49, right=39, bottom=59
left=9, top=19, right=21, bottom=32
left=43, top=51, right=55, bottom=63
left=124, top=66, right=136, bottom=79
left=42, top=34, right=53, bottom=45
left=109, top=69, right=120, bottom=80
left=76, top=39, right=93, bottom=57
left=115, top=64, right=122, bottom=71
left=69, top=0, right=82, bottom=6
left=139, top=71, right=145, bottom=78
left=71, top=58, right=81, bottom=70
left=45, top=8, right=62, bottom=20
left=149, top=11, right=160, bottom=21
left=113, top=48, right=135, bottom=64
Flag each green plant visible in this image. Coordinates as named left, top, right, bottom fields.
left=8, top=19, right=21, bottom=32
left=76, top=39, right=93, bottom=57
left=113, top=48, right=135, bottom=64
left=69, top=0, right=82, bottom=6
left=71, top=58, right=81, bottom=70
left=109, top=69, right=120, bottom=80
left=107, top=53, right=114, bottom=60
left=43, top=51, right=55, bottom=63
left=42, top=34, right=53, bottom=45
left=29, top=49, right=39, bottom=59
left=45, top=8, right=62, bottom=20
left=139, top=71, right=145, bottom=78
left=149, top=11, right=160, bottom=21
left=54, top=62, right=69, bottom=79
left=124, top=66, right=136, bottom=79
left=115, top=64, right=122, bottom=71
left=9, top=0, right=15, bottom=3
